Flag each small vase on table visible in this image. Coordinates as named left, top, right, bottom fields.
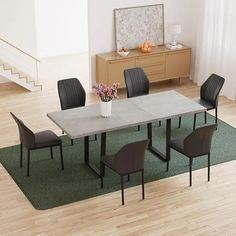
left=100, top=100, right=112, bottom=117
left=92, top=83, right=119, bottom=118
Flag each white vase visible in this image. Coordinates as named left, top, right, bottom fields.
left=100, top=100, right=112, bottom=117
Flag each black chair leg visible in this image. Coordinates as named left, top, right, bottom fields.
left=121, top=175, right=124, bottom=205
left=189, top=158, right=193, bottom=186
left=20, top=143, right=23, bottom=168
left=142, top=170, right=145, bottom=200
left=205, top=111, right=207, bottom=124
left=60, top=144, right=64, bottom=170
left=27, top=149, right=30, bottom=177
left=95, top=134, right=97, bottom=141
left=101, top=162, right=105, bottom=177
left=178, top=117, right=182, bottom=128
left=100, top=174, right=103, bottom=188
left=193, top=114, right=197, bottom=130
left=100, top=162, right=105, bottom=188
left=166, top=160, right=169, bottom=172
left=127, top=174, right=130, bottom=182
left=215, top=108, right=218, bottom=125
left=208, top=153, right=210, bottom=182
left=50, top=147, right=53, bottom=159
left=137, top=125, right=141, bottom=131
left=101, top=176, right=103, bottom=188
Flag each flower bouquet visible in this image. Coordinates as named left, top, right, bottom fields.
left=92, top=83, right=119, bottom=117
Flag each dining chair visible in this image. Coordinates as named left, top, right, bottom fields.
left=57, top=78, right=96, bottom=145
left=124, top=67, right=149, bottom=98
left=10, top=112, right=64, bottom=176
left=100, top=139, right=149, bottom=205
left=178, top=74, right=225, bottom=130
left=168, top=124, right=216, bottom=186
left=124, top=67, right=161, bottom=130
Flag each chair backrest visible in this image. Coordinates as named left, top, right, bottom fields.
left=57, top=78, right=86, bottom=110
left=124, top=67, right=149, bottom=98
left=200, top=74, right=225, bottom=107
left=114, top=140, right=149, bottom=174
left=10, top=112, right=35, bottom=149
left=184, top=124, right=217, bottom=157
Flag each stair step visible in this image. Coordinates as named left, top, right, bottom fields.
left=10, top=67, right=28, bottom=78
left=3, top=63, right=12, bottom=70
left=19, top=76, right=33, bottom=83
left=11, top=68, right=21, bottom=75
left=0, top=59, right=42, bottom=91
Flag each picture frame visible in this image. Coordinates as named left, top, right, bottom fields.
left=114, top=4, right=164, bottom=50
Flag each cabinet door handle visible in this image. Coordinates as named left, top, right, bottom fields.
left=167, top=50, right=190, bottom=55
left=109, top=59, right=135, bottom=64
left=138, top=54, right=164, bottom=59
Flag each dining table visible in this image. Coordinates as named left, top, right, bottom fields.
left=47, top=90, right=206, bottom=176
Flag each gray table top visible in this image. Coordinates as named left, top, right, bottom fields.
left=47, top=90, right=206, bottom=139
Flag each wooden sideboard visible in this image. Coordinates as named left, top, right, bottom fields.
left=96, top=45, right=191, bottom=88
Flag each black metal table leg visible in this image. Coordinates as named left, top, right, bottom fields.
left=84, top=136, right=89, bottom=163
left=101, top=132, right=106, bottom=156
left=147, top=122, right=166, bottom=161
left=84, top=136, right=100, bottom=177
left=147, top=119, right=171, bottom=163
left=166, top=119, right=171, bottom=171
left=147, top=123, right=153, bottom=147
left=100, top=132, right=106, bottom=177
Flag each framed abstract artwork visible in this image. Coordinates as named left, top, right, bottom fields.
left=114, top=4, right=164, bottom=50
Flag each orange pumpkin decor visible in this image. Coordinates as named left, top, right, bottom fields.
left=138, top=41, right=153, bottom=53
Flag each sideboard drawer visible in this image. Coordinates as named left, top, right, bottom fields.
left=148, top=72, right=165, bottom=82
left=136, top=54, right=165, bottom=67
left=142, top=64, right=165, bottom=76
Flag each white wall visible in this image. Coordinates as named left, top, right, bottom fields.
left=0, top=0, right=38, bottom=82
left=38, top=53, right=90, bottom=91
left=35, top=0, right=88, bottom=58
left=0, top=0, right=37, bottom=56
left=88, top=0, right=197, bottom=85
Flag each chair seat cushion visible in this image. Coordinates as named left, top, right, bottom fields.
left=196, top=99, right=214, bottom=110
left=169, top=136, right=186, bottom=154
left=35, top=130, right=61, bottom=148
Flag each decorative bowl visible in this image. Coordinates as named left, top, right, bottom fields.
left=117, top=51, right=130, bottom=57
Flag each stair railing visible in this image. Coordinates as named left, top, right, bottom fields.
left=0, top=37, right=40, bottom=81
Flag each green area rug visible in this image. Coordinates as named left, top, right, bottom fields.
left=0, top=114, right=236, bottom=210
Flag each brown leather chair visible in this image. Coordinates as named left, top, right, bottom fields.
left=10, top=112, right=64, bottom=176
left=168, top=124, right=216, bottom=186
left=100, top=139, right=149, bottom=205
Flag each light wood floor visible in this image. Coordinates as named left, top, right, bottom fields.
left=0, top=79, right=236, bottom=236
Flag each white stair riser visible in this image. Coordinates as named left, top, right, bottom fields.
left=0, top=65, right=41, bottom=91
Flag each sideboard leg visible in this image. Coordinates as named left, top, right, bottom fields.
left=179, top=77, right=181, bottom=86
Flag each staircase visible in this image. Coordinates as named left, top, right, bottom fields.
left=0, top=59, right=42, bottom=91
left=0, top=37, right=42, bottom=92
